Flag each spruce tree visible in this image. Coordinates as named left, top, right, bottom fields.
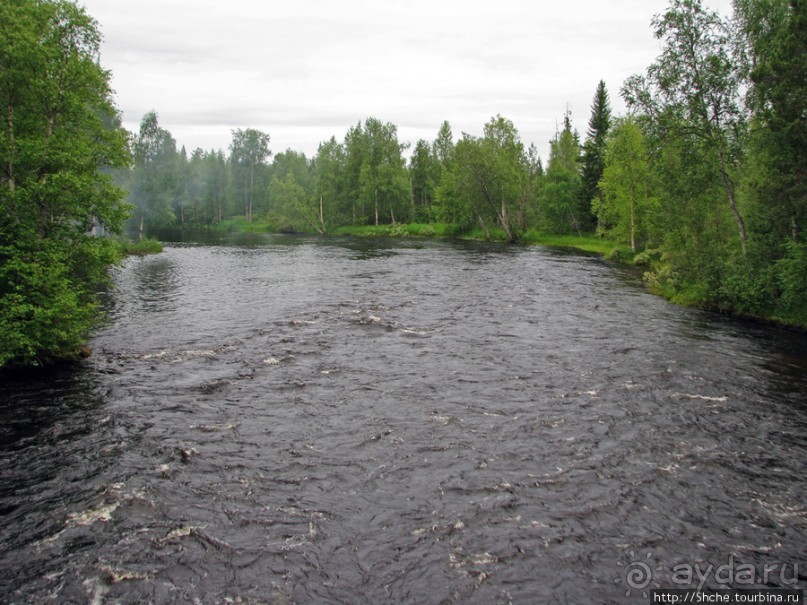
left=580, top=80, right=612, bottom=230
left=542, top=111, right=584, bottom=234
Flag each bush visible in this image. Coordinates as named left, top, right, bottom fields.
left=775, top=242, right=807, bottom=318
left=119, top=237, right=163, bottom=256
left=0, top=245, right=95, bottom=367
left=632, top=248, right=663, bottom=267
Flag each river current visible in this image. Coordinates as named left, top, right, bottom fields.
left=1, top=234, right=805, bottom=603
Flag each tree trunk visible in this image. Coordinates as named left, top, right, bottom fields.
left=716, top=148, right=747, bottom=255
left=139, top=213, right=144, bottom=241
left=498, top=200, right=515, bottom=243
left=319, top=194, right=326, bottom=234
left=374, top=188, right=379, bottom=226
left=247, top=163, right=255, bottom=223
left=630, top=202, right=636, bottom=252
left=567, top=206, right=582, bottom=237
left=409, top=176, right=415, bottom=220
left=477, top=214, right=491, bottom=240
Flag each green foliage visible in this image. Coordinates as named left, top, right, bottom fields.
left=263, top=150, right=320, bottom=232
left=409, top=139, right=439, bottom=223
left=596, top=117, right=659, bottom=251
left=632, top=248, right=663, bottom=267
left=357, top=118, right=410, bottom=225
left=434, top=166, right=472, bottom=228
left=0, top=245, right=93, bottom=366
left=443, top=116, right=527, bottom=243
left=542, top=112, right=584, bottom=234
left=1, top=0, right=131, bottom=367
left=268, top=172, right=312, bottom=233
left=229, top=128, right=271, bottom=223
left=117, top=237, right=163, bottom=256
left=738, top=0, right=806, bottom=247
left=521, top=230, right=633, bottom=256
left=609, top=0, right=807, bottom=325
left=624, top=0, right=749, bottom=253
left=580, top=81, right=612, bottom=230
left=431, top=223, right=465, bottom=238
left=430, top=121, right=461, bottom=224
left=775, top=242, right=807, bottom=317
left=333, top=223, right=460, bottom=239
left=313, top=136, right=344, bottom=228
left=129, top=111, right=177, bottom=233
left=396, top=223, right=435, bottom=237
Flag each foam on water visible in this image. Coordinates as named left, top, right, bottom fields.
left=1, top=236, right=805, bottom=603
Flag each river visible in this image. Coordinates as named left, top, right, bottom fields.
left=1, top=234, right=805, bottom=604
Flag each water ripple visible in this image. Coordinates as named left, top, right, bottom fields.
left=1, top=235, right=806, bottom=603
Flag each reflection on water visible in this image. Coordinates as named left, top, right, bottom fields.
left=129, top=256, right=180, bottom=314
left=1, top=235, right=805, bottom=603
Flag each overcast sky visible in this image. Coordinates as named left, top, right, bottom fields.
left=79, top=0, right=734, bottom=162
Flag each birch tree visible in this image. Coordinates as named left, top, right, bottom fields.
left=623, top=0, right=749, bottom=253
left=230, top=128, right=271, bottom=223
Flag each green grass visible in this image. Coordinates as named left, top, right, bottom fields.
left=331, top=223, right=465, bottom=238
left=521, top=230, right=635, bottom=258
left=330, top=222, right=635, bottom=261
left=118, top=237, right=163, bottom=256
left=330, top=225, right=392, bottom=237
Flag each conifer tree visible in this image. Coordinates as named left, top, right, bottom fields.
left=580, top=81, right=612, bottom=230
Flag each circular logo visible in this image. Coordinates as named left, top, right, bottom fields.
left=616, top=550, right=662, bottom=598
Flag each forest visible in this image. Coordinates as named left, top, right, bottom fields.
left=1, top=0, right=805, bottom=367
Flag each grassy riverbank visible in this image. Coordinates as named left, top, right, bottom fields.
left=331, top=222, right=634, bottom=258
left=184, top=218, right=631, bottom=260
left=155, top=219, right=633, bottom=259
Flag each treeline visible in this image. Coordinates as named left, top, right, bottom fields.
left=124, top=108, right=603, bottom=243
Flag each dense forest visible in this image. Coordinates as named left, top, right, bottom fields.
left=1, top=0, right=805, bottom=367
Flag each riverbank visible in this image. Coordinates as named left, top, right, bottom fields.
left=331, top=223, right=635, bottom=258
left=157, top=220, right=633, bottom=258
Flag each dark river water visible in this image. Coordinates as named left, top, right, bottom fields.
left=1, top=234, right=806, bottom=604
